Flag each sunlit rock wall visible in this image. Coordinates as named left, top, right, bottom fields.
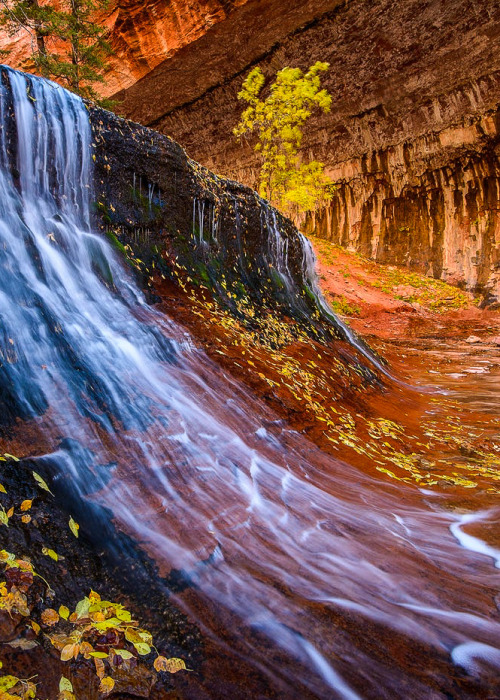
left=304, top=104, right=500, bottom=301
left=0, top=0, right=249, bottom=96
left=115, top=0, right=500, bottom=301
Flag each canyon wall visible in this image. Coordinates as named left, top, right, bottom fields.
left=114, top=0, right=500, bottom=302
left=2, top=0, right=500, bottom=300
left=0, top=0, right=249, bottom=95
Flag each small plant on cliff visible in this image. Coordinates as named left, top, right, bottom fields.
left=233, top=62, right=333, bottom=217
left=0, top=0, right=112, bottom=103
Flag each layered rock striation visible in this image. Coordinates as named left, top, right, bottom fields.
left=0, top=0, right=249, bottom=96
left=114, top=0, right=500, bottom=302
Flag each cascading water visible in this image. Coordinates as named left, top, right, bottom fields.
left=298, top=232, right=388, bottom=374
left=1, top=66, right=500, bottom=699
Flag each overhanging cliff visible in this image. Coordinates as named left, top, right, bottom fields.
left=114, top=0, right=500, bottom=303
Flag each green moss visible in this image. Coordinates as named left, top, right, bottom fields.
left=372, top=268, right=471, bottom=312
left=330, top=295, right=361, bottom=317
left=94, top=200, right=112, bottom=225
left=105, top=230, right=127, bottom=255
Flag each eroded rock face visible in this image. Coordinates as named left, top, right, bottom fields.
left=0, top=0, right=248, bottom=96
left=2, top=0, right=500, bottom=299
left=114, top=0, right=500, bottom=302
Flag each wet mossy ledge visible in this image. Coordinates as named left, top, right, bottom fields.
left=87, top=103, right=366, bottom=351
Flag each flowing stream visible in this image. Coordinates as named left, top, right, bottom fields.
left=0, top=67, right=499, bottom=698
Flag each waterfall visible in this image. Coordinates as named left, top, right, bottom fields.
left=298, top=232, right=388, bottom=373
left=1, top=67, right=499, bottom=699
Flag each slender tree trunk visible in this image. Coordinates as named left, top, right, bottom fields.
left=25, top=0, right=48, bottom=75
left=69, top=0, right=80, bottom=91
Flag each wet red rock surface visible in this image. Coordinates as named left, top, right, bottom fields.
left=1, top=257, right=500, bottom=699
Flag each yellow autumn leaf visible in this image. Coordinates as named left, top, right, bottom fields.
left=42, top=547, right=59, bottom=561
left=59, top=605, right=70, bottom=620
left=80, top=641, right=94, bottom=658
left=20, top=499, right=32, bottom=511
left=133, top=641, right=151, bottom=656
left=69, top=517, right=79, bottom=538
left=6, top=507, right=14, bottom=518
left=113, top=648, right=134, bottom=660
left=61, top=643, right=78, bottom=661
left=98, top=676, right=115, bottom=695
left=21, top=514, right=31, bottom=524
left=153, top=655, right=169, bottom=671
left=124, top=627, right=142, bottom=644
left=32, top=471, right=54, bottom=495
left=0, top=484, right=6, bottom=494
left=157, top=657, right=187, bottom=673
left=59, top=676, right=73, bottom=692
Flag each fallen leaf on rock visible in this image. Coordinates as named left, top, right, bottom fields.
left=99, top=676, right=115, bottom=695
left=59, top=676, right=73, bottom=693
left=154, top=656, right=187, bottom=673
left=41, top=608, right=60, bottom=626
left=61, top=642, right=79, bottom=661
left=69, top=516, right=79, bottom=538
left=32, top=471, right=53, bottom=495
left=7, top=637, right=38, bottom=650
left=59, top=605, right=70, bottom=619
left=42, top=547, right=59, bottom=561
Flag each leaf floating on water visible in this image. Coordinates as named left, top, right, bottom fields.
left=0, top=508, right=9, bottom=527
left=32, top=471, right=54, bottom=495
left=69, top=516, right=79, bottom=538
left=21, top=514, right=31, bottom=524
left=3, top=453, right=19, bottom=462
left=0, top=484, right=7, bottom=494
left=98, top=676, right=115, bottom=695
left=20, top=499, right=32, bottom=511
left=6, top=507, right=13, bottom=519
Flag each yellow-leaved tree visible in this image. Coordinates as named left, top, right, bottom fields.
left=233, top=62, right=333, bottom=217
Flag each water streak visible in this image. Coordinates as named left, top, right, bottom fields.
left=0, top=67, right=499, bottom=698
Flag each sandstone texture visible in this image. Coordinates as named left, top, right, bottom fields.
left=114, top=0, right=500, bottom=303
left=0, top=0, right=249, bottom=95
